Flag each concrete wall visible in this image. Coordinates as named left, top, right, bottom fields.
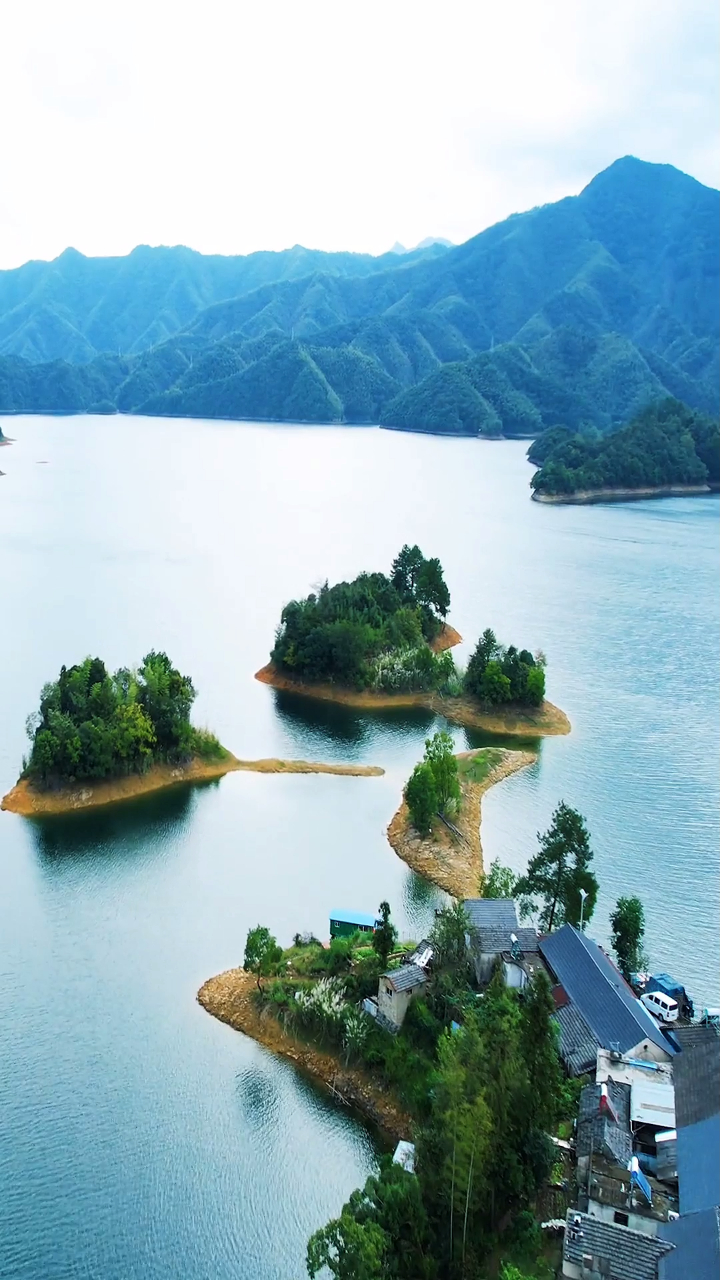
left=377, top=979, right=423, bottom=1028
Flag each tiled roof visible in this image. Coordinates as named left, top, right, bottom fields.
left=563, top=1211, right=673, bottom=1280
left=577, top=1081, right=632, bottom=1165
left=463, top=898, right=518, bottom=931
left=539, top=925, right=675, bottom=1058
left=554, top=1001, right=601, bottom=1075
left=659, top=1206, right=720, bottom=1280
left=672, top=1023, right=720, bottom=1053
left=383, top=963, right=427, bottom=993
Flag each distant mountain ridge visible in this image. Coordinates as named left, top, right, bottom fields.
left=0, top=157, right=717, bottom=434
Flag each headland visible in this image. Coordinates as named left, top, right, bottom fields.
left=532, top=484, right=712, bottom=505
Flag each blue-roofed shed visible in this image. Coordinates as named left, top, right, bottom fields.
left=539, top=925, right=676, bottom=1068
left=329, top=909, right=378, bottom=938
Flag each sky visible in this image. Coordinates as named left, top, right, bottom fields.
left=0, top=0, right=718, bottom=269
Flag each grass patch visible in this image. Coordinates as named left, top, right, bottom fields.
left=457, top=747, right=505, bottom=784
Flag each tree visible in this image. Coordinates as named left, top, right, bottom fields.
left=610, top=896, right=647, bottom=980
left=405, top=762, right=438, bottom=835
left=307, top=1160, right=436, bottom=1280
left=416, top=557, right=451, bottom=620
left=423, top=731, right=460, bottom=814
left=464, top=628, right=498, bottom=698
left=391, top=544, right=425, bottom=601
left=243, top=925, right=283, bottom=991
left=481, top=858, right=518, bottom=899
left=516, top=802, right=597, bottom=932
left=429, top=901, right=471, bottom=978
left=372, top=901, right=397, bottom=969
left=480, top=661, right=512, bottom=704
left=519, top=970, right=563, bottom=1132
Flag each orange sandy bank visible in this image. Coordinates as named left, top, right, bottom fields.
left=256, top=664, right=570, bottom=738
left=198, top=969, right=410, bottom=1141
left=1, top=754, right=384, bottom=817
left=387, top=747, right=536, bottom=898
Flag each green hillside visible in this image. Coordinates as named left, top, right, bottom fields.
left=529, top=399, right=720, bottom=495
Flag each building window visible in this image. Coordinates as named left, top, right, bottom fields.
left=613, top=1211, right=629, bottom=1226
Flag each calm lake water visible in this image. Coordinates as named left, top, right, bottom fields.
left=0, top=416, right=718, bottom=1279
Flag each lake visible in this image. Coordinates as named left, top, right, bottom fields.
left=0, top=416, right=717, bottom=1279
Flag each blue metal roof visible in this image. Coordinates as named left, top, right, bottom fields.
left=677, top=1115, right=720, bottom=1215
left=659, top=1206, right=720, bottom=1280
left=539, top=925, right=675, bottom=1058
left=329, top=909, right=376, bottom=927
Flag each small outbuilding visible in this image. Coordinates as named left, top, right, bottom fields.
left=378, top=964, right=428, bottom=1029
left=329, top=909, right=379, bottom=939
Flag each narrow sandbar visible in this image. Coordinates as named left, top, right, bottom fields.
left=1, top=754, right=384, bottom=817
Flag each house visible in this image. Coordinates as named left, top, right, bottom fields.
left=329, top=909, right=378, bottom=939
left=577, top=1080, right=633, bottom=1178
left=561, top=1210, right=674, bottom=1279
left=672, top=1032, right=720, bottom=1215
left=377, top=964, right=427, bottom=1028
left=538, top=926, right=677, bottom=1076
left=462, top=898, right=541, bottom=988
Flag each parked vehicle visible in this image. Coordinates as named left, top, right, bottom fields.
left=641, top=989, right=679, bottom=1023
left=700, top=1007, right=720, bottom=1027
left=633, top=972, right=694, bottom=1020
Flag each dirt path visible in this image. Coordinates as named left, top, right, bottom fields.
left=197, top=969, right=411, bottom=1142
left=387, top=748, right=537, bottom=898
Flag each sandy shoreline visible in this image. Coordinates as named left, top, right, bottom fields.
left=386, top=747, right=536, bottom=898
left=532, top=484, right=711, bottom=505
left=1, top=754, right=384, bottom=817
left=256, top=663, right=570, bottom=737
left=197, top=969, right=411, bottom=1141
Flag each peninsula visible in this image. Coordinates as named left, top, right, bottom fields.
left=3, top=651, right=383, bottom=818
left=387, top=744, right=536, bottom=898
left=260, top=547, right=570, bottom=736
left=529, top=399, right=720, bottom=504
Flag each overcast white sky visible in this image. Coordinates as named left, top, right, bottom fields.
left=0, top=0, right=717, bottom=268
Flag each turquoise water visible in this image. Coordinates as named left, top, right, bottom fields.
left=0, top=416, right=717, bottom=1278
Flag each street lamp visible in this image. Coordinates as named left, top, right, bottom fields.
left=579, top=887, right=588, bottom=931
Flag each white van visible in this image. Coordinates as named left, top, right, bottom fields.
left=641, top=990, right=679, bottom=1023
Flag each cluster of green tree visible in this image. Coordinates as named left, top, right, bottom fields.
left=271, top=546, right=451, bottom=688
left=530, top=398, right=720, bottom=494
left=1, top=160, right=717, bottom=432
left=302, top=909, right=568, bottom=1278
left=24, top=652, right=222, bottom=786
left=465, top=628, right=546, bottom=706
left=405, top=731, right=461, bottom=834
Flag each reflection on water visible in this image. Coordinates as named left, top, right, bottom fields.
left=28, top=783, right=197, bottom=865
left=271, top=686, right=438, bottom=749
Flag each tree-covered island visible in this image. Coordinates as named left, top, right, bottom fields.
left=270, top=545, right=457, bottom=693
left=260, top=549, right=570, bottom=737
left=530, top=398, right=720, bottom=501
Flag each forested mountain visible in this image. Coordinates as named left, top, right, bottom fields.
left=0, top=157, right=717, bottom=433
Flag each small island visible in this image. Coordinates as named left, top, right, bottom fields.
left=2, top=652, right=384, bottom=817
left=530, top=398, right=720, bottom=503
left=257, top=546, right=570, bottom=737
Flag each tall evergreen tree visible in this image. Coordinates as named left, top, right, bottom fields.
left=516, top=801, right=598, bottom=932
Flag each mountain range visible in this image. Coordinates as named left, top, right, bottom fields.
left=0, top=157, right=717, bottom=436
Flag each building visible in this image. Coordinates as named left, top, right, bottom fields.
left=562, top=1210, right=674, bottom=1279
left=462, top=898, right=541, bottom=988
left=329, top=909, right=378, bottom=939
left=658, top=1205, right=720, bottom=1280
left=672, top=1032, right=720, bottom=1216
left=538, top=926, right=677, bottom=1076
left=377, top=964, right=427, bottom=1028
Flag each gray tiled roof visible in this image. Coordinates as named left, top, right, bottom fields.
left=674, top=1036, right=720, bottom=1128
left=383, top=963, right=427, bottom=993
left=563, top=1211, right=673, bottom=1280
left=659, top=1206, right=720, bottom=1280
left=577, top=1081, right=632, bottom=1165
left=672, top=1023, right=720, bottom=1053
left=463, top=898, right=518, bottom=931
left=554, top=1001, right=601, bottom=1075
left=539, top=925, right=674, bottom=1058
